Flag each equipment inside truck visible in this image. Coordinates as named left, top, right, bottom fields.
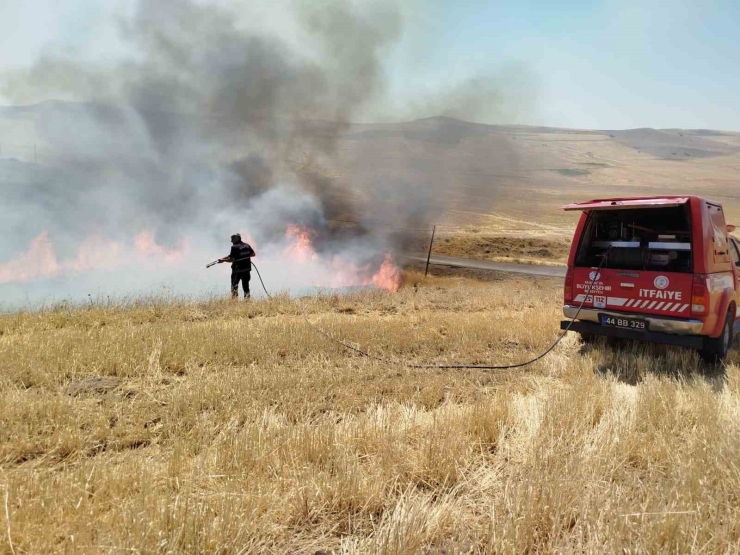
left=575, top=206, right=693, bottom=273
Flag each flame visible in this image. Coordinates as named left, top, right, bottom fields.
left=281, top=224, right=403, bottom=293
left=0, top=232, right=59, bottom=284
left=327, top=253, right=403, bottom=292
left=284, top=225, right=317, bottom=263
left=70, top=235, right=124, bottom=272
left=0, top=224, right=403, bottom=294
left=0, top=229, right=187, bottom=284
left=370, top=253, right=403, bottom=292
left=134, top=230, right=185, bottom=262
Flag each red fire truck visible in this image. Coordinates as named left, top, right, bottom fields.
left=561, top=196, right=739, bottom=362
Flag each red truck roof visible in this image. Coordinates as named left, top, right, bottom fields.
left=562, top=196, right=693, bottom=211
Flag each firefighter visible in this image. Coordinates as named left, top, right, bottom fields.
left=218, top=233, right=256, bottom=299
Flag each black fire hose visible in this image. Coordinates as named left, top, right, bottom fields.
left=249, top=246, right=609, bottom=371
left=251, top=261, right=272, bottom=299
left=206, top=259, right=272, bottom=295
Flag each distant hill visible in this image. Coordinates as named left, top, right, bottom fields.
left=2, top=102, right=739, bottom=226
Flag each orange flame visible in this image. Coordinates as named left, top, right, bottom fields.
left=370, top=253, right=403, bottom=292
left=0, top=225, right=403, bottom=294
left=70, top=235, right=124, bottom=272
left=134, top=230, right=185, bottom=262
left=284, top=225, right=317, bottom=263
left=0, top=229, right=186, bottom=284
left=328, top=252, right=403, bottom=292
left=0, top=232, right=59, bottom=284
left=281, top=224, right=403, bottom=292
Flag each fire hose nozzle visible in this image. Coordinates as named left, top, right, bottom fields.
left=206, top=260, right=219, bottom=268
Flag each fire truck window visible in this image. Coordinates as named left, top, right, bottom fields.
left=708, top=204, right=731, bottom=264
left=731, top=240, right=740, bottom=266
left=575, top=206, right=693, bottom=272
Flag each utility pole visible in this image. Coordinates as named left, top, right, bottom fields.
left=424, top=224, right=437, bottom=278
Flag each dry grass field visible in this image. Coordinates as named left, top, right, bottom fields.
left=2, top=271, right=740, bottom=554
left=433, top=234, right=571, bottom=266
left=3, top=106, right=740, bottom=553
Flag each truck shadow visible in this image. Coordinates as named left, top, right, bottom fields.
left=580, top=338, right=729, bottom=392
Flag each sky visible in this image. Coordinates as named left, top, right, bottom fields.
left=1, top=0, right=739, bottom=130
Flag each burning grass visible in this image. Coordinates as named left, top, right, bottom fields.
left=0, top=224, right=403, bottom=297
left=0, top=230, right=187, bottom=285
left=1, top=273, right=740, bottom=553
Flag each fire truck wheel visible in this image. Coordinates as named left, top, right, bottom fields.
left=699, top=309, right=734, bottom=363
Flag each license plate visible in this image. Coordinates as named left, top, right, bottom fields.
left=600, top=314, right=647, bottom=330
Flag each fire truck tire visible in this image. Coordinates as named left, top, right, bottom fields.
left=699, top=309, right=734, bottom=363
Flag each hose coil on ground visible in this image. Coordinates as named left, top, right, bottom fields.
left=251, top=246, right=608, bottom=371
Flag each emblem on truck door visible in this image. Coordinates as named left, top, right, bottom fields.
left=654, top=276, right=670, bottom=289
left=589, top=271, right=601, bottom=281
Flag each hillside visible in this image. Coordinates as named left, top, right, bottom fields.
left=2, top=103, right=739, bottom=229
left=1, top=273, right=739, bottom=553
left=325, top=118, right=740, bottom=227
left=2, top=102, right=738, bottom=277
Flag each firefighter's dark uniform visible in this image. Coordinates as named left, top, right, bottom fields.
left=228, top=241, right=255, bottom=298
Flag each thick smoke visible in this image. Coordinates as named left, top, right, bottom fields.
left=9, top=0, right=400, bottom=240
left=0, top=0, right=529, bottom=304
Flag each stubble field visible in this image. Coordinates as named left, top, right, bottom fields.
left=2, top=271, right=740, bottom=554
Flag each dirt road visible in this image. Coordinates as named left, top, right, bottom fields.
left=404, top=253, right=567, bottom=278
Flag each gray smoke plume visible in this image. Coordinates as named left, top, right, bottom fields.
left=7, top=0, right=400, bottom=242
left=0, top=0, right=532, bottom=304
